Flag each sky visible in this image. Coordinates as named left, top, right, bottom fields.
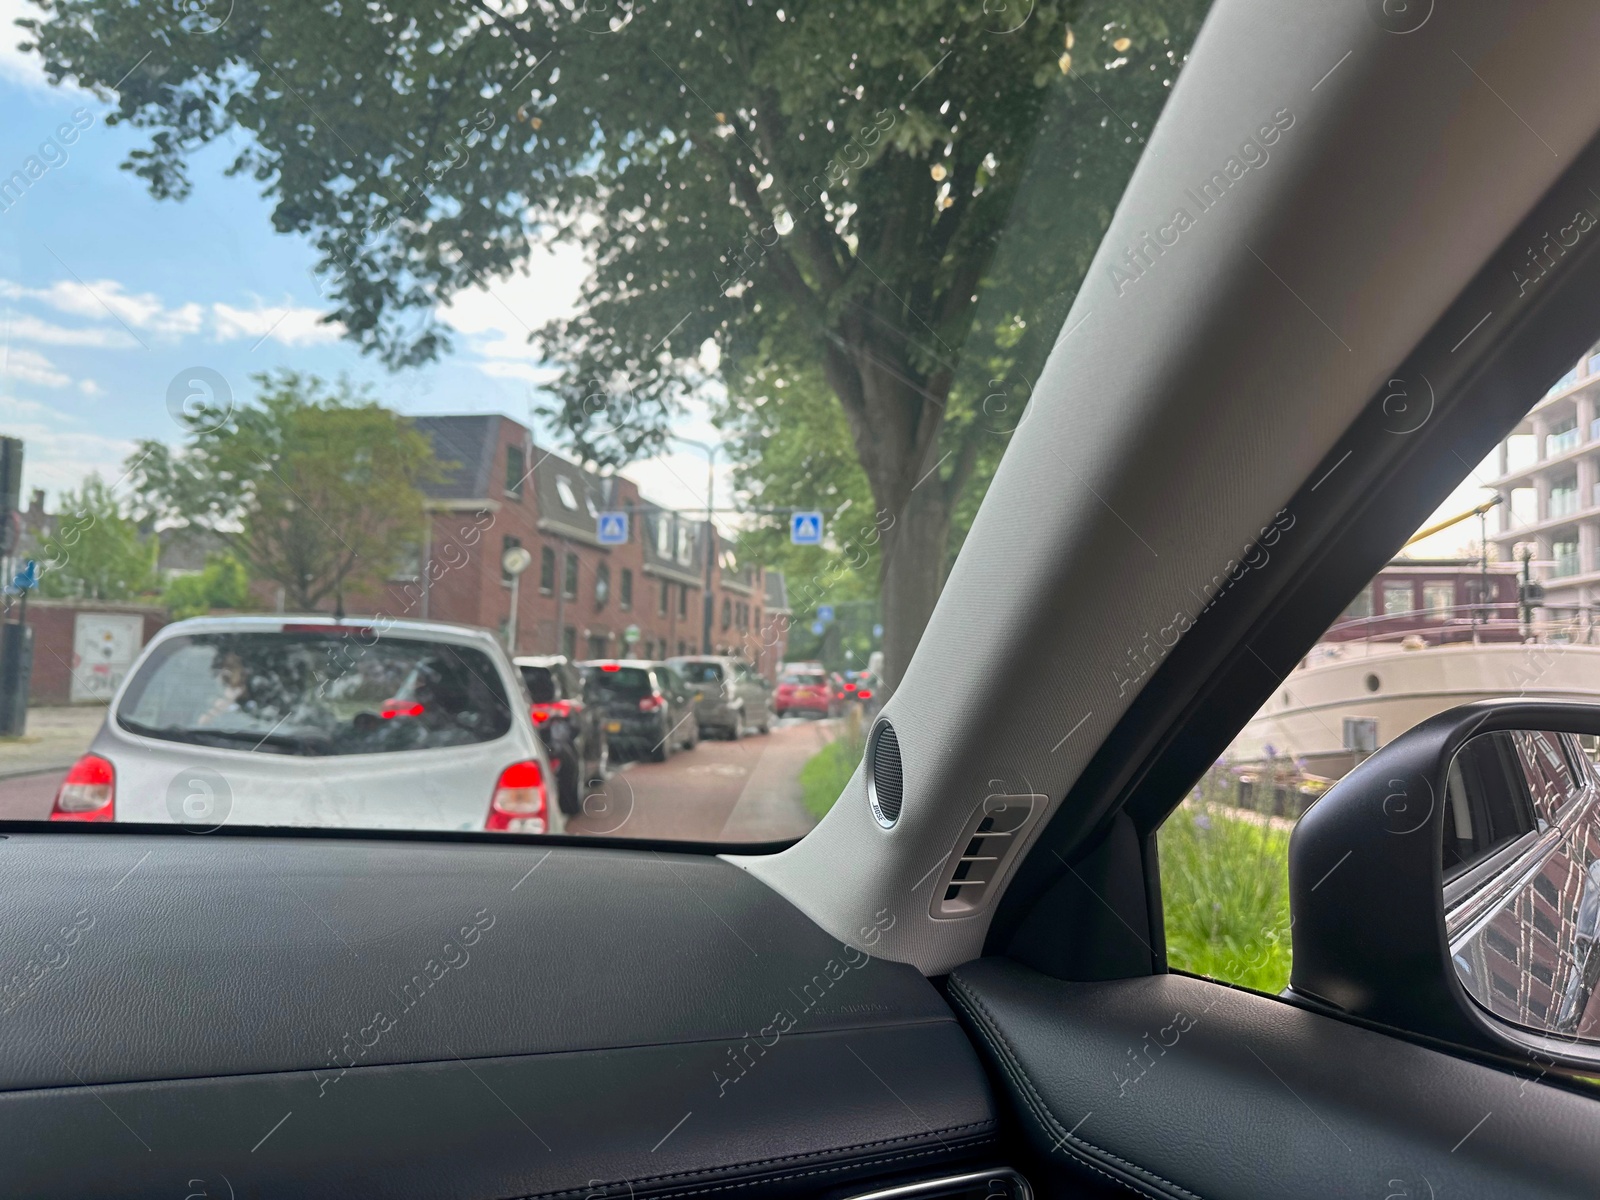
left=0, top=2, right=731, bottom=521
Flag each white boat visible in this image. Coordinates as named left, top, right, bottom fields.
left=1232, top=561, right=1600, bottom=777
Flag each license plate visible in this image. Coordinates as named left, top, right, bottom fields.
left=606, top=721, right=622, bottom=733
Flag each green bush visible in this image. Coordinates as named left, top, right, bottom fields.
left=799, top=715, right=866, bottom=821
left=1159, top=791, right=1293, bottom=995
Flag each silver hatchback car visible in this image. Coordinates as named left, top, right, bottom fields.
left=667, top=656, right=773, bottom=740
left=51, top=615, right=563, bottom=835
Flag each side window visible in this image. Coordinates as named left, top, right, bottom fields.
left=1159, top=336, right=1600, bottom=994
left=539, top=546, right=556, bottom=594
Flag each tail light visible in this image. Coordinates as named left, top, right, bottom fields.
left=486, top=760, right=548, bottom=833
left=51, top=754, right=115, bottom=821
left=843, top=683, right=857, bottom=693
left=531, top=699, right=574, bottom=725
left=638, top=694, right=665, bottom=712
left=858, top=689, right=873, bottom=700
left=381, top=700, right=425, bottom=719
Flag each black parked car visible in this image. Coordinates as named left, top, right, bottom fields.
left=580, top=660, right=700, bottom=762
left=515, top=655, right=608, bottom=817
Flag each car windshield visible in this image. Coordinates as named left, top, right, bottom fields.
left=519, top=666, right=558, bottom=704
left=0, top=1, right=1208, bottom=837
left=117, top=633, right=513, bottom=756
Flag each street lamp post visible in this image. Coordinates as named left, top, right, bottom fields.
left=502, top=545, right=534, bottom=655
left=671, top=436, right=718, bottom=655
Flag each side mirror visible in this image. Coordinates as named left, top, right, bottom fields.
left=1289, top=699, right=1600, bottom=1072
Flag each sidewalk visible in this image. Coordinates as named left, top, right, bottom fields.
left=0, top=705, right=107, bottom=780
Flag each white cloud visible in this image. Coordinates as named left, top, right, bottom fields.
left=77, top=377, right=102, bottom=396
left=2, top=346, right=69, bottom=388
left=0, top=311, right=139, bottom=348
left=444, top=240, right=588, bottom=385
left=0, top=420, right=136, bottom=503
left=0, top=277, right=203, bottom=338
left=212, top=301, right=344, bottom=346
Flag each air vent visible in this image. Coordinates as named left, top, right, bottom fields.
left=867, top=720, right=904, bottom=828
left=929, top=794, right=1045, bottom=919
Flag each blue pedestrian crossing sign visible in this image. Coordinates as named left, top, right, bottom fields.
left=597, top=511, right=629, bottom=545
left=790, top=511, right=823, bottom=545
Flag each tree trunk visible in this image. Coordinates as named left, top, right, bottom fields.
left=822, top=328, right=956, bottom=697
left=878, top=481, right=951, bottom=696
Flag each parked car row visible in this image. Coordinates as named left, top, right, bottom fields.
left=47, top=617, right=792, bottom=835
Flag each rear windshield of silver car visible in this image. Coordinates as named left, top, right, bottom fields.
left=674, top=662, right=725, bottom=685
left=116, top=632, right=513, bottom=756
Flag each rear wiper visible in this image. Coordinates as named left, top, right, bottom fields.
left=120, top=719, right=328, bottom=756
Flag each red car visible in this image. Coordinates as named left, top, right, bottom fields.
left=774, top=668, right=834, bottom=718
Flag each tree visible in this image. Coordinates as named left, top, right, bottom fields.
left=36, top=475, right=160, bottom=601
left=23, top=0, right=1207, bottom=686
left=127, top=372, right=439, bottom=612
left=163, top=552, right=251, bottom=620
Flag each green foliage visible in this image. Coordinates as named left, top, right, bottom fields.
left=1159, top=780, right=1293, bottom=994
left=799, top=713, right=868, bottom=821
left=125, top=371, right=440, bottom=612
left=23, top=0, right=1211, bottom=679
left=36, top=475, right=160, bottom=602
left=162, top=553, right=251, bottom=620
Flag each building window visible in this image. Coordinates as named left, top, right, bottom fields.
left=588, top=632, right=608, bottom=659
left=1551, top=477, right=1579, bottom=518
left=1554, top=539, right=1581, bottom=577
left=556, top=476, right=579, bottom=510
left=722, top=597, right=732, bottom=630
left=620, top=568, right=633, bottom=610
left=656, top=514, right=674, bottom=558
left=563, top=551, right=580, bottom=599
left=1422, top=583, right=1453, bottom=617
left=501, top=535, right=521, bottom=585
left=676, top=524, right=693, bottom=566
left=678, top=584, right=688, bottom=618
left=562, top=626, right=577, bottom=658
left=658, top=579, right=669, bottom=616
left=506, top=444, right=526, bottom=497
left=1382, top=581, right=1413, bottom=616
left=677, top=639, right=687, bottom=656
left=595, top=563, right=610, bottom=610
left=539, top=546, right=556, bottom=594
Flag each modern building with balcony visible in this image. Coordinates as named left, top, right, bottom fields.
left=1489, top=344, right=1600, bottom=622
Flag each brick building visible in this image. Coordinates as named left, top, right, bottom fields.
left=370, top=415, right=790, bottom=678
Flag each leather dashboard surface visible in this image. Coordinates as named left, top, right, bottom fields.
left=949, top=957, right=1600, bottom=1200
left=0, top=833, right=996, bottom=1198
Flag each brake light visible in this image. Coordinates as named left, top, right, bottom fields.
left=531, top=699, right=574, bottom=725
left=600, top=663, right=621, bottom=672
left=843, top=683, right=857, bottom=693
left=858, top=689, right=873, bottom=700
left=380, top=700, right=425, bottom=719
left=51, top=754, right=115, bottom=821
left=639, top=695, right=665, bottom=712
left=486, top=760, right=548, bottom=833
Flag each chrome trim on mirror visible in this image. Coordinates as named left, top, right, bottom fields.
left=841, top=1168, right=1032, bottom=1200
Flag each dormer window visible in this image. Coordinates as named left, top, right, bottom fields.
left=556, top=477, right=579, bottom=509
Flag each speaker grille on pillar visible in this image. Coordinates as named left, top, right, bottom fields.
left=867, top=720, right=903, bottom=828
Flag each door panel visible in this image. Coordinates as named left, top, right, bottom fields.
left=949, top=958, right=1599, bottom=1200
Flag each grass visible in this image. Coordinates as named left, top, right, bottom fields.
left=798, top=710, right=866, bottom=821
left=1159, top=779, right=1294, bottom=994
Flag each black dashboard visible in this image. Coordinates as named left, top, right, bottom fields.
left=0, top=832, right=997, bottom=1199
